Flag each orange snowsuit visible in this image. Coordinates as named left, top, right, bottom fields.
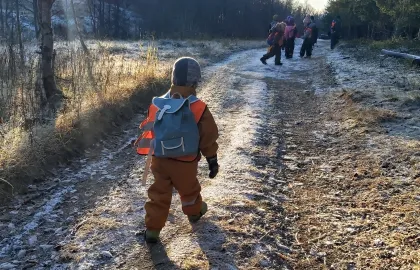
left=138, top=85, right=219, bottom=231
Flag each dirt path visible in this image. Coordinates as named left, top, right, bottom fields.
left=1, top=40, right=418, bottom=270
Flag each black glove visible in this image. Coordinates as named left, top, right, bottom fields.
left=206, top=156, right=219, bottom=179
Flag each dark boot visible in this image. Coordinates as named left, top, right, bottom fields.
left=260, top=57, right=267, bottom=65
left=188, top=202, right=208, bottom=223
left=300, top=46, right=305, bottom=57
left=274, top=52, right=282, bottom=66
left=144, top=230, right=160, bottom=244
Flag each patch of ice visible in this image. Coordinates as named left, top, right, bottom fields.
left=23, top=187, right=74, bottom=233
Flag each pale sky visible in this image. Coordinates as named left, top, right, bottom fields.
left=299, top=0, right=329, bottom=12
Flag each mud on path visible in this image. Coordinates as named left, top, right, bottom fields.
left=1, top=40, right=419, bottom=270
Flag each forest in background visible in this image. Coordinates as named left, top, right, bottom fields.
left=2, top=0, right=419, bottom=43
left=0, top=0, right=317, bottom=42
left=1, top=0, right=419, bottom=46
left=324, top=0, right=420, bottom=40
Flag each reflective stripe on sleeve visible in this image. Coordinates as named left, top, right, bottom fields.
left=138, top=138, right=152, bottom=148
left=142, top=121, right=154, bottom=131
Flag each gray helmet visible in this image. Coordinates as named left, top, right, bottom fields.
left=171, top=57, right=201, bottom=87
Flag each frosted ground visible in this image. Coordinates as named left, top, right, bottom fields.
left=1, top=40, right=419, bottom=269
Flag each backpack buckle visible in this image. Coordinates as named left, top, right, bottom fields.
left=157, top=105, right=171, bottom=121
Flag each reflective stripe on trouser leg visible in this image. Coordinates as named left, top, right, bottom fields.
left=180, top=194, right=202, bottom=216
left=181, top=196, right=198, bottom=207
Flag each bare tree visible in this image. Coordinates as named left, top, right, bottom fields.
left=70, top=0, right=88, bottom=53
left=33, top=0, right=39, bottom=38
left=15, top=0, right=24, bottom=66
left=37, top=0, right=61, bottom=106
left=0, top=0, right=4, bottom=37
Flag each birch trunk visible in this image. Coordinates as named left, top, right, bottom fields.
left=37, top=0, right=61, bottom=106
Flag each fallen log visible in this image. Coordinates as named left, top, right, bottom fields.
left=381, top=49, right=420, bottom=60
left=381, top=49, right=420, bottom=67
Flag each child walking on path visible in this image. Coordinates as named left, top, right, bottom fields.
left=261, top=22, right=286, bottom=65
left=284, top=16, right=297, bottom=59
left=135, top=57, right=220, bottom=243
left=300, top=16, right=317, bottom=58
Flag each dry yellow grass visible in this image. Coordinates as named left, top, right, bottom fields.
left=0, top=43, right=169, bottom=198
left=0, top=39, right=264, bottom=198
left=75, top=217, right=121, bottom=238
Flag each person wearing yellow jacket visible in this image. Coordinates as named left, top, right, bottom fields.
left=136, top=57, right=219, bottom=243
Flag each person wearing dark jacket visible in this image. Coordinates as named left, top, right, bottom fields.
left=330, top=15, right=341, bottom=49
left=261, top=22, right=286, bottom=65
left=300, top=18, right=317, bottom=58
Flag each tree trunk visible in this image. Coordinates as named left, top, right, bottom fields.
left=15, top=0, right=24, bottom=66
left=114, top=1, right=120, bottom=38
left=38, top=0, right=61, bottom=105
left=70, top=0, right=88, bottom=53
left=371, top=25, right=375, bottom=39
left=5, top=0, right=9, bottom=36
left=107, top=1, right=111, bottom=37
left=0, top=0, right=4, bottom=37
left=393, top=21, right=401, bottom=38
left=33, top=0, right=40, bottom=38
left=99, top=0, right=104, bottom=37
left=87, top=0, right=96, bottom=36
left=382, top=49, right=420, bottom=67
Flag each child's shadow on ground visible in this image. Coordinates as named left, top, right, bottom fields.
left=193, top=219, right=237, bottom=269
left=149, top=220, right=237, bottom=269
left=147, top=242, right=181, bottom=270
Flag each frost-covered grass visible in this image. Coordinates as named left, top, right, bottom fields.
left=0, top=40, right=165, bottom=198
left=0, top=39, right=263, bottom=199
